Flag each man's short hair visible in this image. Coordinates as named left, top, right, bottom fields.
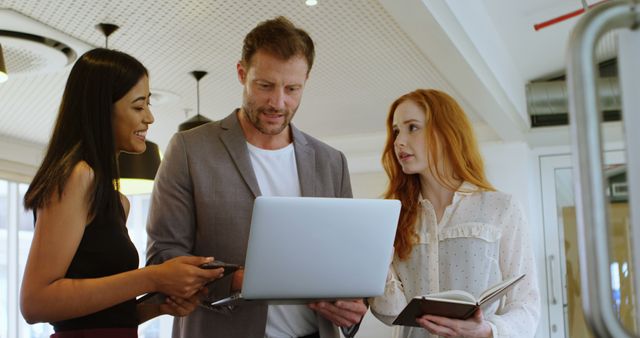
left=242, top=16, right=315, bottom=74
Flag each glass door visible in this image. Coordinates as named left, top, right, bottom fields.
left=541, top=149, right=634, bottom=337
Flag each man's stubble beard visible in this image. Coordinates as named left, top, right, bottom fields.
left=242, top=97, right=298, bottom=136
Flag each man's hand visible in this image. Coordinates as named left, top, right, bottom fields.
left=308, top=299, right=367, bottom=327
left=230, top=269, right=244, bottom=292
left=160, top=287, right=209, bottom=317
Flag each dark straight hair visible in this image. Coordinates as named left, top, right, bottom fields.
left=24, top=48, right=148, bottom=220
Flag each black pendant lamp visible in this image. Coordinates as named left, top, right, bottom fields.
left=97, top=23, right=162, bottom=194
left=95, top=23, right=119, bottom=48
left=179, top=71, right=212, bottom=131
left=118, top=141, right=161, bottom=180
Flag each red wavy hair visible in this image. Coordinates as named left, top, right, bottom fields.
left=382, top=89, right=495, bottom=260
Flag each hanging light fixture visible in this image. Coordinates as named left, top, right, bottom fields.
left=96, top=22, right=162, bottom=194
left=179, top=71, right=212, bottom=131
left=95, top=23, right=119, bottom=48
left=0, top=43, right=7, bottom=82
left=118, top=141, right=162, bottom=195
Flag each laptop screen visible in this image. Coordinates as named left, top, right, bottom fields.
left=241, top=196, right=400, bottom=300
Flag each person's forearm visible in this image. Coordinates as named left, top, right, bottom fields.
left=22, top=267, right=156, bottom=324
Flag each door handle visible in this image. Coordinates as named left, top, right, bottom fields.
left=567, top=1, right=640, bottom=337
left=548, top=254, right=558, bottom=305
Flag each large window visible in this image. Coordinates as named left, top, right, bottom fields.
left=1, top=178, right=172, bottom=338
left=17, top=183, right=52, bottom=338
left=127, top=194, right=173, bottom=338
left=1, top=179, right=8, bottom=338
left=0, top=178, right=46, bottom=338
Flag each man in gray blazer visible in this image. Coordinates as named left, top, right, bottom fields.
left=146, top=16, right=367, bottom=338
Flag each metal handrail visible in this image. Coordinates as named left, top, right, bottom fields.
left=567, top=1, right=640, bottom=337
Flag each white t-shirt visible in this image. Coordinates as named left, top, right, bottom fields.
left=247, top=142, right=317, bottom=338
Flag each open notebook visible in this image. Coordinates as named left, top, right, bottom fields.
left=393, top=274, right=526, bottom=326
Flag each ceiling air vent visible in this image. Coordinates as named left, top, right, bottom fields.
left=0, top=9, right=93, bottom=78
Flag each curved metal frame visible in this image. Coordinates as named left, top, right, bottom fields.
left=567, top=1, right=640, bottom=337
left=0, top=29, right=77, bottom=65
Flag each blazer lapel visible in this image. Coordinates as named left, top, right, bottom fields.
left=219, top=110, right=261, bottom=198
left=292, top=125, right=316, bottom=197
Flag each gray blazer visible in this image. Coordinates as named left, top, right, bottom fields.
left=146, top=110, right=353, bottom=338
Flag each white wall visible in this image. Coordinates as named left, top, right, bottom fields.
left=351, top=171, right=387, bottom=199
left=0, top=136, right=43, bottom=183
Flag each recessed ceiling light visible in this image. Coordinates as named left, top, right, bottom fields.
left=150, top=89, right=180, bottom=106
left=305, top=0, right=318, bottom=6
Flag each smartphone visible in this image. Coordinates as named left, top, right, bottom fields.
left=200, top=260, right=242, bottom=277
left=137, top=261, right=243, bottom=305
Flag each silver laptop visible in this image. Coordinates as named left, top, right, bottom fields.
left=207, top=196, right=400, bottom=307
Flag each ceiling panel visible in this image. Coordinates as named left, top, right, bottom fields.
left=483, top=0, right=619, bottom=82
left=0, top=0, right=489, bottom=153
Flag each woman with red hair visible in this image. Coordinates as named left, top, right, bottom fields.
left=370, top=89, right=540, bottom=337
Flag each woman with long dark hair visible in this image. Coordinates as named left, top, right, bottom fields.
left=20, top=48, right=223, bottom=337
left=370, top=89, right=540, bottom=337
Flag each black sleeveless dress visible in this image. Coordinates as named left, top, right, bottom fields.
left=52, top=200, right=139, bottom=333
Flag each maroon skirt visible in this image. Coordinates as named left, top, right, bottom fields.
left=51, top=328, right=137, bottom=338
